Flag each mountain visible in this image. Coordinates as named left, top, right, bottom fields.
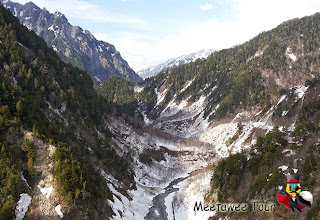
left=137, top=48, right=215, bottom=79
left=1, top=0, right=142, bottom=82
left=2, top=0, right=320, bottom=219
left=98, top=12, right=320, bottom=220
left=0, top=4, right=215, bottom=220
left=0, top=4, right=137, bottom=219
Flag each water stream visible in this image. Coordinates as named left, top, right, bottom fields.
left=145, top=176, right=188, bottom=220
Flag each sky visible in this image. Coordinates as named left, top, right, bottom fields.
left=12, top=0, right=320, bottom=71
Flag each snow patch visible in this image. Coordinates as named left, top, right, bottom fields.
left=278, top=165, right=288, bottom=172
left=255, top=109, right=263, bottom=116
left=154, top=95, right=210, bottom=139
left=106, top=115, right=217, bottom=219
left=52, top=45, right=58, bottom=52
left=141, top=111, right=152, bottom=125
left=286, top=48, right=297, bottom=62
left=134, top=85, right=144, bottom=93
left=199, top=122, right=237, bottom=157
left=19, top=172, right=31, bottom=189
left=199, top=121, right=273, bottom=158
left=55, top=12, right=63, bottom=17
left=48, top=25, right=58, bottom=37
left=94, top=76, right=102, bottom=84
left=60, top=102, right=66, bottom=112
left=48, top=25, right=54, bottom=31
left=11, top=75, right=18, bottom=84
left=155, top=88, right=168, bottom=106
left=288, top=121, right=296, bottom=132
left=282, top=110, right=289, bottom=116
left=160, top=98, right=189, bottom=118
left=174, top=170, right=215, bottom=220
left=45, top=100, right=69, bottom=126
left=282, top=149, right=295, bottom=157
left=232, top=111, right=250, bottom=122
left=180, top=79, right=194, bottom=93
left=13, top=6, right=17, bottom=17
left=254, top=50, right=263, bottom=58
left=37, top=185, right=53, bottom=199
left=15, top=193, right=32, bottom=220
left=154, top=209, right=160, bottom=216
left=98, top=45, right=103, bottom=52
left=294, top=85, right=308, bottom=101
left=105, top=180, right=157, bottom=220
left=277, top=95, right=286, bottom=106
left=55, top=205, right=64, bottom=218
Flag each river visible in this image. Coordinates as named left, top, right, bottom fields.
left=145, top=176, right=188, bottom=220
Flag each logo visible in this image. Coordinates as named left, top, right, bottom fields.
left=277, top=174, right=313, bottom=212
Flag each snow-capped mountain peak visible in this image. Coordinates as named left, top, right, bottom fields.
left=138, top=48, right=215, bottom=80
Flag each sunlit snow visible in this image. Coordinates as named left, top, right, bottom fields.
left=37, top=185, right=53, bottom=199
left=55, top=205, right=64, bottom=218
left=15, top=193, right=32, bottom=220
left=294, top=85, right=308, bottom=101
left=286, top=48, right=297, bottom=62
left=278, top=165, right=288, bottom=171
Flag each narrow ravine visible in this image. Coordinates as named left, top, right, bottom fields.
left=145, top=176, right=188, bottom=220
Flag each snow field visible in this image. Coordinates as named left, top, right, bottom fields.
left=15, top=193, right=32, bottom=220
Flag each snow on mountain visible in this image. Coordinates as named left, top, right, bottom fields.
left=138, top=49, right=215, bottom=79
left=15, top=193, right=32, bottom=220
left=103, top=115, right=218, bottom=220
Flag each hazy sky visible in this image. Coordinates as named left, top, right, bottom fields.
left=12, top=0, right=320, bottom=70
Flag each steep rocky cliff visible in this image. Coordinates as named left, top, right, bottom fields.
left=2, top=0, right=142, bottom=82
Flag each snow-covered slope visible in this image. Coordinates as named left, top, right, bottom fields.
left=103, top=116, right=217, bottom=220
left=102, top=78, right=312, bottom=219
left=137, top=49, right=215, bottom=79
left=127, top=66, right=318, bottom=218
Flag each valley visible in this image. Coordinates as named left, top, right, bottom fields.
left=1, top=1, right=320, bottom=220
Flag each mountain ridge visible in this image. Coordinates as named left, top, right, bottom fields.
left=2, top=0, right=142, bottom=82
left=137, top=48, right=215, bottom=79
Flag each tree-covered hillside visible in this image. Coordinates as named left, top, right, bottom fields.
left=134, top=13, right=320, bottom=121
left=0, top=5, right=134, bottom=219
left=209, top=80, right=320, bottom=219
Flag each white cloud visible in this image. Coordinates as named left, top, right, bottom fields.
left=200, top=3, right=213, bottom=11
left=137, top=0, right=320, bottom=69
left=94, top=32, right=157, bottom=71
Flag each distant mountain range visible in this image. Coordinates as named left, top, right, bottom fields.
left=2, top=0, right=142, bottom=82
left=137, top=48, right=215, bottom=79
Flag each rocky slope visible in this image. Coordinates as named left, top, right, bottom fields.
left=2, top=0, right=142, bottom=82
left=137, top=48, right=215, bottom=79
